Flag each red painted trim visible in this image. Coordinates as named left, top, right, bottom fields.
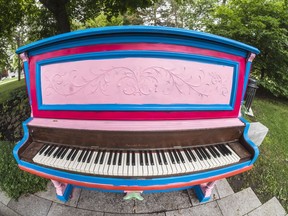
left=28, top=43, right=246, bottom=120
left=19, top=165, right=252, bottom=191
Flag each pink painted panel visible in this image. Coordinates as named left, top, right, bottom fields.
left=28, top=118, right=244, bottom=131
left=40, top=58, right=234, bottom=105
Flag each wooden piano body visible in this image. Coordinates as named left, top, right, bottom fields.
left=14, top=26, right=260, bottom=202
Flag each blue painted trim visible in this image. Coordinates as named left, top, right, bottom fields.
left=242, top=61, right=252, bottom=100
left=27, top=35, right=248, bottom=58
left=13, top=117, right=33, bottom=165
left=35, top=50, right=238, bottom=112
left=23, top=61, right=32, bottom=105
left=16, top=26, right=260, bottom=55
left=18, top=157, right=251, bottom=187
left=56, top=184, right=73, bottom=202
left=239, top=117, right=259, bottom=165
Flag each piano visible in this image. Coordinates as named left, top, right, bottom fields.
left=13, top=26, right=260, bottom=202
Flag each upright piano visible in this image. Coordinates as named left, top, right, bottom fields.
left=13, top=26, right=260, bottom=202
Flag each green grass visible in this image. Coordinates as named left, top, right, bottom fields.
left=0, top=141, right=48, bottom=199
left=228, top=96, right=288, bottom=212
left=0, top=79, right=26, bottom=103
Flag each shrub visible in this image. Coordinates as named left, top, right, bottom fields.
left=0, top=141, right=48, bottom=199
left=0, top=87, right=48, bottom=198
left=0, top=86, right=30, bottom=141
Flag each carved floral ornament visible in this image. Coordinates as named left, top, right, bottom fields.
left=43, top=65, right=230, bottom=99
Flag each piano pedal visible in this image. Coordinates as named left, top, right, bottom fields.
left=193, top=181, right=216, bottom=203
left=51, top=180, right=73, bottom=202
left=123, top=191, right=144, bottom=201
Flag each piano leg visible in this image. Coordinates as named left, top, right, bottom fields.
left=194, top=181, right=216, bottom=203
left=123, top=191, right=144, bottom=201
left=51, top=180, right=73, bottom=202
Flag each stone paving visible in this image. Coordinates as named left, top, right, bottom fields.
left=0, top=179, right=287, bottom=216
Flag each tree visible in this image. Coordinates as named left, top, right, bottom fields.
left=39, top=0, right=154, bottom=34
left=206, top=0, right=288, bottom=97
left=139, top=0, right=217, bottom=30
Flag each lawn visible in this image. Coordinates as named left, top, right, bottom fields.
left=0, top=79, right=26, bottom=103
left=228, top=96, right=288, bottom=212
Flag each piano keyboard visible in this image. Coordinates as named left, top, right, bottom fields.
left=32, top=144, right=240, bottom=177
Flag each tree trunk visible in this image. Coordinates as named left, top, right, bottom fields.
left=16, top=36, right=21, bottom=81
left=39, top=0, right=71, bottom=33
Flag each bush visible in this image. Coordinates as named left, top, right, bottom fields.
left=0, top=141, right=48, bottom=199
left=0, top=86, right=30, bottom=141
left=0, top=87, right=48, bottom=199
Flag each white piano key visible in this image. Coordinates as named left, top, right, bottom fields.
left=118, top=153, right=125, bottom=176
left=88, top=151, right=97, bottom=173
left=226, top=145, right=240, bottom=161
left=133, top=153, right=140, bottom=176
left=58, top=149, right=72, bottom=168
left=103, top=152, right=112, bottom=175
left=69, top=150, right=82, bottom=171
left=111, top=153, right=119, bottom=175
left=165, top=152, right=177, bottom=174
left=99, top=152, right=109, bottom=175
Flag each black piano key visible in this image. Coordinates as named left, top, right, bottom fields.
left=77, top=150, right=86, bottom=162
left=172, top=150, right=180, bottom=164
left=168, top=150, right=176, bottom=164
left=56, top=147, right=66, bottom=158
left=107, top=151, right=114, bottom=165
left=53, top=146, right=62, bottom=158
left=60, top=148, right=69, bottom=159
left=187, top=149, right=197, bottom=162
left=161, top=150, right=168, bottom=165
left=216, top=145, right=226, bottom=156
left=44, top=145, right=53, bottom=156
left=201, top=147, right=211, bottom=159
left=144, top=151, right=149, bottom=165
left=71, top=148, right=79, bottom=161
left=139, top=151, right=144, bottom=166
left=149, top=151, right=154, bottom=165
left=47, top=146, right=57, bottom=157
left=126, top=151, right=130, bottom=166
left=39, top=145, right=49, bottom=155
left=94, top=150, right=102, bottom=164
left=198, top=148, right=207, bottom=160
left=194, top=148, right=203, bottom=160
left=66, top=148, right=75, bottom=160
left=118, top=152, right=122, bottom=166
left=82, top=150, right=90, bottom=162
left=184, top=149, right=192, bottom=162
left=112, top=151, right=118, bottom=165
left=177, top=150, right=185, bottom=163
left=99, top=150, right=106, bottom=164
left=156, top=151, right=162, bottom=165
left=86, top=151, right=93, bottom=163
left=132, top=152, right=136, bottom=166
left=211, top=146, right=221, bottom=157
left=222, top=144, right=232, bottom=155
left=207, top=146, right=217, bottom=158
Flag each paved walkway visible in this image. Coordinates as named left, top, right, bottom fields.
left=0, top=179, right=286, bottom=216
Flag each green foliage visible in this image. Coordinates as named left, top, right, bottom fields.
left=228, top=97, right=288, bottom=212
left=206, top=0, right=288, bottom=98
left=0, top=84, right=47, bottom=198
left=72, top=12, right=124, bottom=30
left=0, top=85, right=30, bottom=141
left=0, top=141, right=48, bottom=199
